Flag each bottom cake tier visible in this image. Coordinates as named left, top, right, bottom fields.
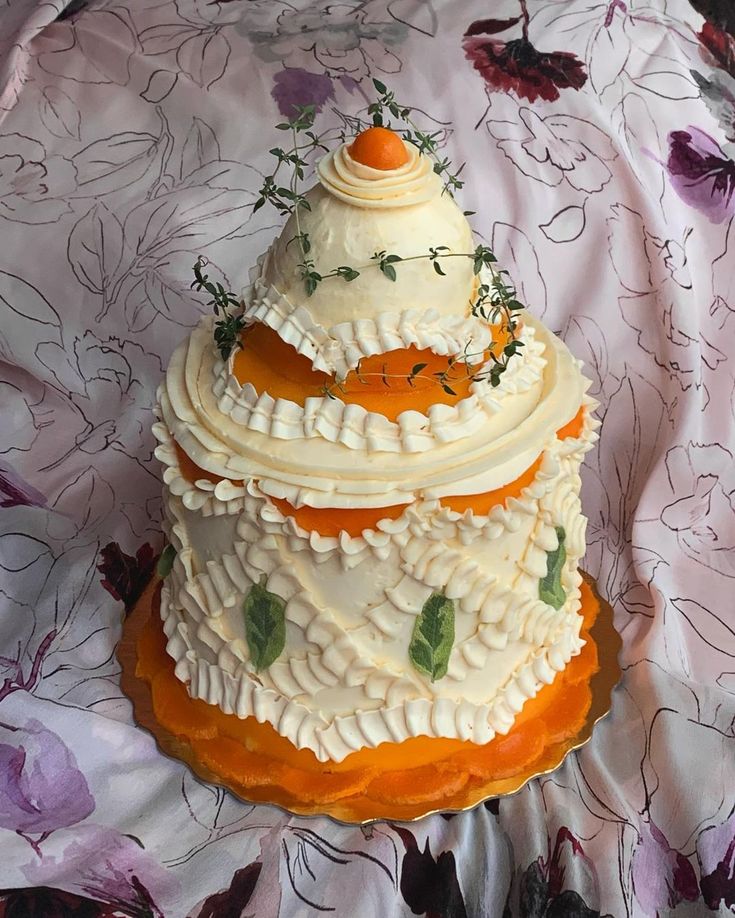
left=121, top=573, right=619, bottom=822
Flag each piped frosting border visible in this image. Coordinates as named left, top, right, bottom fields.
left=241, top=250, right=497, bottom=378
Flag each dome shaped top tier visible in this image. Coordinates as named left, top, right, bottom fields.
left=260, top=129, right=476, bottom=329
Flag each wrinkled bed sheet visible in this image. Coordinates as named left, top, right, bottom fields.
left=1, top=0, right=734, bottom=914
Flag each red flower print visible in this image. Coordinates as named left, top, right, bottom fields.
left=463, top=1, right=586, bottom=103
left=698, top=20, right=735, bottom=78
left=463, top=35, right=587, bottom=103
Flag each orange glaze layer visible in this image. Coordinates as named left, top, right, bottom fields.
left=556, top=403, right=586, bottom=441
left=138, top=577, right=600, bottom=804
left=439, top=456, right=543, bottom=516
left=233, top=323, right=514, bottom=422
left=173, top=441, right=243, bottom=487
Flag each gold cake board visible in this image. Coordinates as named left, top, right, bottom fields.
left=118, top=573, right=621, bottom=824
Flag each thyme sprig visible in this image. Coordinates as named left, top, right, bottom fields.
left=369, top=79, right=465, bottom=195
left=191, top=257, right=243, bottom=360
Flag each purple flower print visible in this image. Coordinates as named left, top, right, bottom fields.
left=0, top=719, right=94, bottom=839
left=666, top=127, right=735, bottom=224
left=393, top=825, right=467, bottom=918
left=97, top=542, right=158, bottom=612
left=698, top=810, right=735, bottom=910
left=631, top=818, right=699, bottom=916
left=271, top=67, right=335, bottom=118
left=504, top=827, right=606, bottom=916
left=463, top=34, right=587, bottom=104
left=693, top=20, right=735, bottom=145
left=0, top=134, right=76, bottom=224
left=23, top=825, right=177, bottom=918
left=0, top=460, right=47, bottom=509
left=237, top=2, right=406, bottom=82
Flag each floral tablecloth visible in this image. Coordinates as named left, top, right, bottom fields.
left=1, top=0, right=734, bottom=914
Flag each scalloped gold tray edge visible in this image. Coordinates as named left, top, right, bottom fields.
left=118, top=571, right=621, bottom=824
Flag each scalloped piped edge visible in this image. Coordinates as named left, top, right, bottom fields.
left=241, top=250, right=499, bottom=377
left=211, top=322, right=544, bottom=454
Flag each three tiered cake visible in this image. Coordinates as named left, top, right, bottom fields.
left=144, top=123, right=600, bottom=813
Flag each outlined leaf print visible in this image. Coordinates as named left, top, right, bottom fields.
left=39, top=85, right=82, bottom=140
left=67, top=203, right=125, bottom=299
left=408, top=592, right=455, bottom=682
left=141, top=69, right=179, bottom=104
left=176, top=30, right=231, bottom=90
left=243, top=576, right=286, bottom=671
left=180, top=116, right=220, bottom=180
left=36, top=9, right=139, bottom=86
left=71, top=129, right=164, bottom=198
left=387, top=0, right=439, bottom=38
left=538, top=202, right=586, bottom=243
left=0, top=270, right=62, bottom=371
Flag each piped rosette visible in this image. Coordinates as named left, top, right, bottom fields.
left=317, top=136, right=441, bottom=207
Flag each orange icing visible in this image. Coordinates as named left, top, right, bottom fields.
left=233, top=323, right=514, bottom=422
left=556, top=404, right=586, bottom=441
left=270, top=497, right=408, bottom=538
left=173, top=441, right=243, bottom=487
left=439, top=456, right=544, bottom=516
left=139, top=578, right=601, bottom=808
left=266, top=405, right=587, bottom=537
left=349, top=126, right=410, bottom=170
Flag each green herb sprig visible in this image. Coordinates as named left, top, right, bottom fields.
left=191, top=257, right=243, bottom=360
left=369, top=79, right=465, bottom=195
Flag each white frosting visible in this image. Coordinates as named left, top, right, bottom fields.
left=317, top=139, right=440, bottom=208
left=261, top=183, right=475, bottom=327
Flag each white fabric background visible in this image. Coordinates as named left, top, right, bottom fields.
left=1, top=0, right=734, bottom=914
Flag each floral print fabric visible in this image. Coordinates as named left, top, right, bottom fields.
left=1, top=0, right=734, bottom=914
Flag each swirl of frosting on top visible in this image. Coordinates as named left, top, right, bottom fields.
left=317, top=140, right=441, bottom=208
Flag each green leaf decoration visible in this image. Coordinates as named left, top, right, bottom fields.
left=156, top=544, right=176, bottom=579
left=539, top=527, right=567, bottom=609
left=243, top=575, right=286, bottom=672
left=409, top=593, right=455, bottom=682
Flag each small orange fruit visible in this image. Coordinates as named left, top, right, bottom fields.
left=349, top=126, right=410, bottom=170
